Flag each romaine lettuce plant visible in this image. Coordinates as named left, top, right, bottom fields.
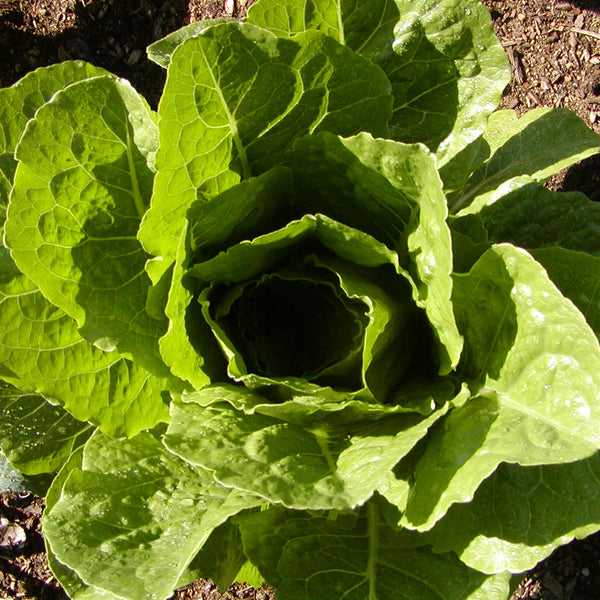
left=2, top=1, right=600, bottom=599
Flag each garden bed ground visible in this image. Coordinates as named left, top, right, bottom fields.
left=1, top=1, right=600, bottom=599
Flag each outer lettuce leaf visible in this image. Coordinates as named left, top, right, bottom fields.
left=0, top=247, right=169, bottom=437
left=246, top=0, right=399, bottom=55
left=236, top=500, right=511, bottom=600
left=530, top=248, right=600, bottom=340
left=164, top=389, right=449, bottom=511
left=386, top=0, right=509, bottom=164
left=0, top=383, right=91, bottom=475
left=43, top=431, right=262, bottom=600
left=479, top=181, right=600, bottom=255
left=415, top=453, right=600, bottom=575
left=4, top=75, right=172, bottom=380
left=138, top=21, right=392, bottom=282
left=157, top=225, right=227, bottom=390
left=175, top=519, right=249, bottom=593
left=44, top=448, right=122, bottom=600
left=401, top=244, right=600, bottom=531
left=450, top=109, right=600, bottom=214
left=146, top=19, right=235, bottom=67
left=246, top=0, right=510, bottom=168
left=0, top=61, right=108, bottom=211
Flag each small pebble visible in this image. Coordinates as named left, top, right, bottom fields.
left=0, top=518, right=26, bottom=549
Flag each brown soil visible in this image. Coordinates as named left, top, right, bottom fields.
left=1, top=1, right=600, bottom=600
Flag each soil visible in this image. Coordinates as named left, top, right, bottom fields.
left=1, top=1, right=600, bottom=599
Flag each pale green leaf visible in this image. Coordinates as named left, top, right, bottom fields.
left=4, top=75, right=171, bottom=379
left=530, top=247, right=600, bottom=341
left=246, top=0, right=399, bottom=55
left=0, top=383, right=91, bottom=475
left=0, top=61, right=108, bottom=205
left=164, top=390, right=448, bottom=511
left=0, top=248, right=169, bottom=437
left=138, top=22, right=392, bottom=282
left=402, top=244, right=600, bottom=531
left=158, top=225, right=226, bottom=390
left=452, top=109, right=600, bottom=214
left=44, top=448, right=123, bottom=600
left=339, top=134, right=463, bottom=372
left=420, top=453, right=600, bottom=575
left=387, top=0, right=510, bottom=164
left=43, top=431, right=261, bottom=600
left=247, top=0, right=510, bottom=168
left=146, top=19, right=234, bottom=67
left=236, top=501, right=511, bottom=600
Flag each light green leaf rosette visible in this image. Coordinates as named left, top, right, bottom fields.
left=157, top=132, right=462, bottom=401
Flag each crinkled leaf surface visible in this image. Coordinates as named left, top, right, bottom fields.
left=4, top=75, right=172, bottom=379
left=0, top=248, right=169, bottom=437
left=530, top=247, right=600, bottom=341
left=386, top=0, right=510, bottom=164
left=401, top=244, right=600, bottom=531
left=0, top=61, right=108, bottom=210
left=247, top=0, right=509, bottom=168
left=338, top=134, right=463, bottom=372
left=451, top=109, right=600, bottom=214
left=418, top=453, right=600, bottom=574
left=0, top=383, right=91, bottom=475
left=479, top=182, right=600, bottom=255
left=43, top=431, right=261, bottom=600
left=44, top=448, right=122, bottom=600
left=236, top=501, right=511, bottom=600
left=246, top=0, right=399, bottom=56
left=146, top=18, right=234, bottom=67
left=138, top=21, right=392, bottom=281
left=164, top=389, right=448, bottom=511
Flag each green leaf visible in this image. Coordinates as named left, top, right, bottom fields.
left=0, top=248, right=169, bottom=437
left=157, top=225, right=227, bottom=390
left=530, top=247, right=600, bottom=341
left=43, top=431, right=262, bottom=600
left=451, top=109, right=600, bottom=214
left=247, top=0, right=510, bottom=167
left=246, top=0, right=399, bottom=54
left=236, top=500, right=511, bottom=600
left=420, top=453, right=600, bottom=575
left=138, top=21, right=392, bottom=282
left=44, top=448, right=122, bottom=600
left=146, top=19, right=235, bottom=67
left=4, top=75, right=171, bottom=379
left=385, top=0, right=510, bottom=163
left=334, top=134, right=464, bottom=373
left=188, top=213, right=401, bottom=285
left=0, top=383, right=91, bottom=475
left=449, top=214, right=491, bottom=273
left=479, top=181, right=600, bottom=254
left=0, top=61, right=108, bottom=208
left=164, top=390, right=448, bottom=511
left=177, top=519, right=249, bottom=592
left=402, top=244, right=600, bottom=531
